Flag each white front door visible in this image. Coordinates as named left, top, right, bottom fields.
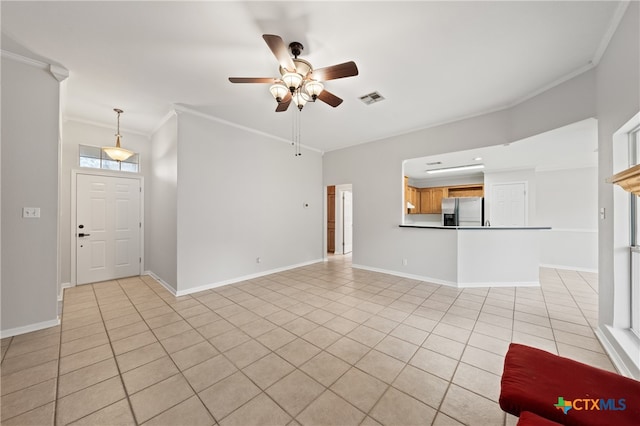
left=76, top=174, right=141, bottom=285
left=490, top=182, right=526, bottom=226
left=342, top=191, right=353, bottom=254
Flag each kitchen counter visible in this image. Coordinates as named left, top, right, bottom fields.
left=399, top=225, right=552, bottom=230
left=396, top=225, right=551, bottom=287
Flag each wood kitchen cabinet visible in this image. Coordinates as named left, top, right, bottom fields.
left=419, top=187, right=447, bottom=214
left=404, top=179, right=483, bottom=215
left=404, top=177, right=420, bottom=214
left=447, top=184, right=484, bottom=198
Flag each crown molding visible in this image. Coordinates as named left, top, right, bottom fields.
left=1, top=49, right=69, bottom=82
left=592, top=1, right=631, bottom=66
left=173, top=104, right=324, bottom=155
left=1, top=49, right=48, bottom=69
left=151, top=110, right=178, bottom=135
left=49, top=64, right=69, bottom=82
left=64, top=115, right=150, bottom=138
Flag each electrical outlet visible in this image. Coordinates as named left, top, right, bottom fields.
left=402, top=258, right=408, bottom=266
left=22, top=207, right=40, bottom=218
left=599, top=207, right=606, bottom=220
left=256, top=257, right=261, bottom=264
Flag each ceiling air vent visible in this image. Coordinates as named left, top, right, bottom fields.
left=359, top=91, right=385, bottom=105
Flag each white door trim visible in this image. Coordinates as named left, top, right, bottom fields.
left=71, top=169, right=144, bottom=286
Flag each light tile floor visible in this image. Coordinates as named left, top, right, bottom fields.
left=1, top=255, right=615, bottom=426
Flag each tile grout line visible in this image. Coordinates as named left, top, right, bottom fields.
left=113, top=278, right=210, bottom=426
left=53, top=286, right=68, bottom=426
left=61, top=281, right=139, bottom=426
left=430, top=286, right=493, bottom=426
left=553, top=271, right=608, bottom=356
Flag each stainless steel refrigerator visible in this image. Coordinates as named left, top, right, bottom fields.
left=441, top=197, right=484, bottom=226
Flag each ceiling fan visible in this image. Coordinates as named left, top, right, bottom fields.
left=229, top=34, right=359, bottom=112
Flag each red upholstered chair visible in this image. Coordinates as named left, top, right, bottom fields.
left=516, top=411, right=562, bottom=425
left=500, top=343, right=640, bottom=426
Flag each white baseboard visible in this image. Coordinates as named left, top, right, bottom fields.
left=539, top=263, right=598, bottom=273
left=58, top=282, right=73, bottom=302
left=595, top=325, right=640, bottom=379
left=0, top=318, right=61, bottom=339
left=352, top=264, right=458, bottom=287
left=456, top=281, right=540, bottom=288
left=149, top=259, right=324, bottom=297
left=352, top=264, right=539, bottom=289
left=144, top=271, right=178, bottom=297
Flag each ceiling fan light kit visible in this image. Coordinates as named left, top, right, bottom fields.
left=102, top=108, right=134, bottom=162
left=229, top=34, right=359, bottom=156
left=229, top=34, right=359, bottom=112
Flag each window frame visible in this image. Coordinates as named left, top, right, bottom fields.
left=630, top=126, right=640, bottom=338
left=78, top=144, right=140, bottom=173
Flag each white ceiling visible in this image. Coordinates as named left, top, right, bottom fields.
left=403, top=118, right=598, bottom=180
left=0, top=1, right=623, bottom=152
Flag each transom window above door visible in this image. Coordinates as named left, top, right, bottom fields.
left=79, top=144, right=139, bottom=173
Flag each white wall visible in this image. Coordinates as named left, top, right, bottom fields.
left=324, top=67, right=595, bottom=283
left=60, top=120, right=152, bottom=290
left=174, top=111, right=323, bottom=293
left=596, top=1, right=640, bottom=378
left=537, top=167, right=598, bottom=271
left=1, top=57, right=60, bottom=335
left=148, top=114, right=178, bottom=290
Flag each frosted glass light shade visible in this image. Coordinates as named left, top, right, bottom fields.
left=269, top=83, right=288, bottom=102
left=103, top=135, right=134, bottom=161
left=282, top=72, right=303, bottom=91
left=292, top=91, right=310, bottom=110
left=304, top=80, right=324, bottom=100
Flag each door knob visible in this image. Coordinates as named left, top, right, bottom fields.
left=78, top=233, right=91, bottom=237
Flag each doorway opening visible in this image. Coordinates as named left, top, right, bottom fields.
left=327, top=184, right=352, bottom=255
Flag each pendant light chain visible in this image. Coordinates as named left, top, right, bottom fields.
left=291, top=107, right=302, bottom=157
left=296, top=109, right=302, bottom=157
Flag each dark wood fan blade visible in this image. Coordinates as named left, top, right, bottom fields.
left=317, top=90, right=343, bottom=107
left=312, top=61, right=359, bottom=81
left=276, top=95, right=292, bottom=112
left=229, top=77, right=279, bottom=84
left=263, top=34, right=296, bottom=72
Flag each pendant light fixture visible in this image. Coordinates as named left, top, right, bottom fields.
left=102, top=108, right=133, bottom=162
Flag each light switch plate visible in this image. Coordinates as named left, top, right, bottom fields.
left=23, top=207, right=41, bottom=218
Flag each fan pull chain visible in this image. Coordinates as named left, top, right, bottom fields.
left=296, top=109, right=302, bottom=157
left=291, top=107, right=302, bottom=157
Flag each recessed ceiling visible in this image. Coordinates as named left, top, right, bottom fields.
left=0, top=1, right=622, bottom=152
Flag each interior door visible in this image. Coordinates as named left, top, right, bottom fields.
left=76, top=174, right=141, bottom=284
left=342, top=191, right=353, bottom=254
left=327, top=186, right=336, bottom=253
left=490, top=182, right=526, bottom=226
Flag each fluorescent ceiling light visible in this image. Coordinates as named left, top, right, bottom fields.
left=426, top=164, right=485, bottom=174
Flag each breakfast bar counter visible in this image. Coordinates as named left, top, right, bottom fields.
left=397, top=225, right=551, bottom=288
